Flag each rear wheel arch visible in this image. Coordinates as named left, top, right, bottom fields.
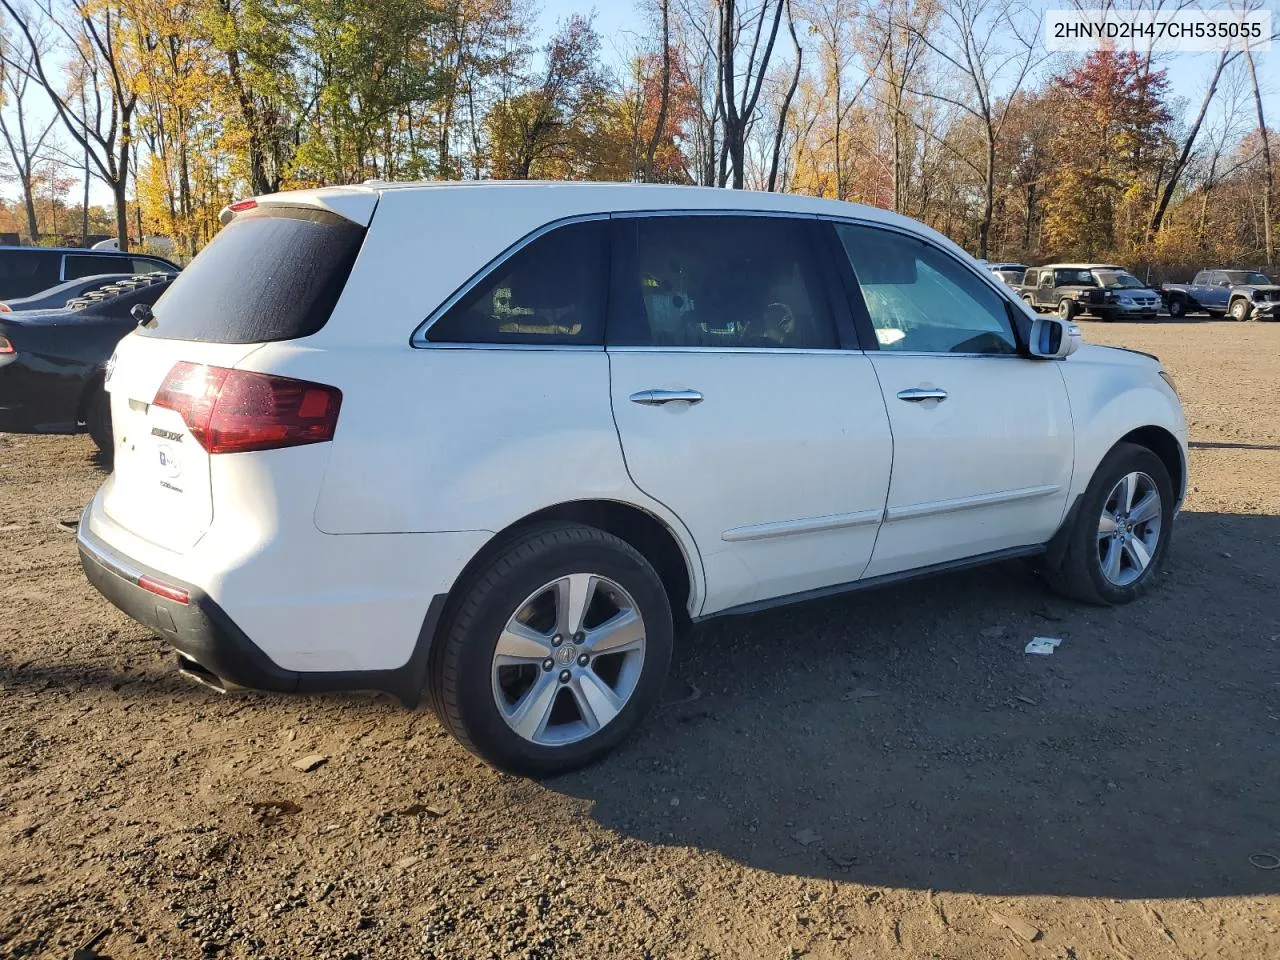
left=443, top=500, right=699, bottom=632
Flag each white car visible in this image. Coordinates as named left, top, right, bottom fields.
left=78, top=183, right=1188, bottom=775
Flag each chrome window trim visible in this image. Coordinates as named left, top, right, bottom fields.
left=611, top=209, right=820, bottom=220
left=417, top=342, right=605, bottom=353
left=410, top=213, right=608, bottom=347
left=607, top=345, right=849, bottom=356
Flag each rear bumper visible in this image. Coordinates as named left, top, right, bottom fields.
left=77, top=512, right=446, bottom=706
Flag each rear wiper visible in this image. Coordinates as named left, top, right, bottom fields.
left=131, top=303, right=156, bottom=328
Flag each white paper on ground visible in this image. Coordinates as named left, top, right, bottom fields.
left=1025, top=637, right=1063, bottom=656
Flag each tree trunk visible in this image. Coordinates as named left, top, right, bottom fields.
left=21, top=176, right=39, bottom=242
left=767, top=2, right=801, bottom=193
left=644, top=0, right=671, bottom=182
left=978, top=129, right=995, bottom=260
left=1148, top=49, right=1231, bottom=242
left=1244, top=46, right=1274, bottom=267
left=114, top=180, right=129, bottom=253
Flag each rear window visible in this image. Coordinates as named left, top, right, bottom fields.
left=138, top=206, right=365, bottom=343
left=65, top=254, right=132, bottom=280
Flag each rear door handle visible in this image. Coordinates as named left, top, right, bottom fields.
left=896, top=388, right=948, bottom=403
left=630, top=389, right=704, bottom=406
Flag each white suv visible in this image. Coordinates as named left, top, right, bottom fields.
left=78, top=183, right=1187, bottom=775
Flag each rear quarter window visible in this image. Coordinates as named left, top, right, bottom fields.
left=138, top=206, right=365, bottom=343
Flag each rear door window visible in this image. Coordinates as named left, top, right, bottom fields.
left=609, top=215, right=837, bottom=349
left=138, top=206, right=365, bottom=343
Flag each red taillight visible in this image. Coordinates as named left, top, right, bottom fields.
left=0, top=303, right=11, bottom=313
left=153, top=362, right=342, bottom=454
left=228, top=199, right=257, bottom=213
left=138, top=575, right=190, bottom=605
left=0, top=334, right=13, bottom=354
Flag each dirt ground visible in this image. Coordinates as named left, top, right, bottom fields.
left=2, top=318, right=1278, bottom=960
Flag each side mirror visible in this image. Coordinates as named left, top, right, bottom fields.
left=1029, top=317, right=1079, bottom=359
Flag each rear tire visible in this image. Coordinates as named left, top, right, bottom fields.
left=1166, top=296, right=1185, bottom=318
left=1047, top=443, right=1174, bottom=605
left=1022, top=295, right=1039, bottom=313
left=429, top=522, right=673, bottom=776
left=86, top=388, right=112, bottom=460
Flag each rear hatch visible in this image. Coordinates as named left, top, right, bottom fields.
left=102, top=202, right=369, bottom=553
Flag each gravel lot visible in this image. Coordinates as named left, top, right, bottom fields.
left=2, top=318, right=1278, bottom=959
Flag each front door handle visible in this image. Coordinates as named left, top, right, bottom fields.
left=896, top=387, right=948, bottom=403
left=630, top=389, right=704, bottom=406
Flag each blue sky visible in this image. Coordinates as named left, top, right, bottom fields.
left=24, top=1, right=1280, bottom=208
left=538, top=0, right=1276, bottom=121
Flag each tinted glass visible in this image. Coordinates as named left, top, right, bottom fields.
left=611, top=216, right=836, bottom=349
left=1192, top=272, right=1207, bottom=285
left=0, top=250, right=60, bottom=296
left=835, top=223, right=1017, bottom=354
left=138, top=206, right=365, bottom=343
left=131, top=257, right=176, bottom=274
left=64, top=255, right=132, bottom=280
left=1054, top=268, right=1095, bottom=285
left=427, top=220, right=606, bottom=345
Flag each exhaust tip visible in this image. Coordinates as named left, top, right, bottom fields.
left=176, top=654, right=230, bottom=694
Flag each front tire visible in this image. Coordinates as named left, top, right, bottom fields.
left=1058, top=299, right=1077, bottom=321
left=429, top=523, right=673, bottom=776
left=1048, top=443, right=1174, bottom=605
left=1229, top=298, right=1252, bottom=322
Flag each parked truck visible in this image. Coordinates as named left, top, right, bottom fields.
left=1017, top=264, right=1113, bottom=320
left=1160, top=269, right=1279, bottom=321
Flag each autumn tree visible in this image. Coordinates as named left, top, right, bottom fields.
left=1042, top=50, right=1171, bottom=260
left=486, top=15, right=607, bottom=179
left=2, top=0, right=143, bottom=248
left=0, top=15, right=55, bottom=241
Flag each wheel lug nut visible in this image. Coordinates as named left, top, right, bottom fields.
left=573, top=632, right=585, bottom=642
left=577, top=653, right=589, bottom=666
left=558, top=670, right=571, bottom=684
left=542, top=658, right=554, bottom=671
left=551, top=635, right=563, bottom=647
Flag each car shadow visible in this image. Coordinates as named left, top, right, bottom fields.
left=554, top=510, right=1280, bottom=899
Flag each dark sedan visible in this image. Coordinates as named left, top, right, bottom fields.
left=0, top=274, right=174, bottom=455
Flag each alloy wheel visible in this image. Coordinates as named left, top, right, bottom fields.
left=491, top=573, right=646, bottom=746
left=1097, top=471, right=1162, bottom=587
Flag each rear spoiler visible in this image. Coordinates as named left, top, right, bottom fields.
left=219, top=187, right=379, bottom=227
